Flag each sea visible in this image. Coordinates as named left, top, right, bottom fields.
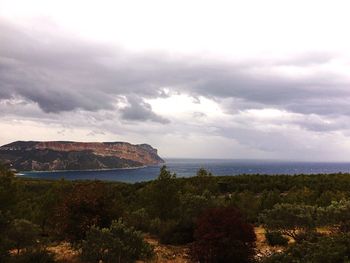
left=18, top=158, right=350, bottom=183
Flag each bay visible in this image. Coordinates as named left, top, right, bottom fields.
left=18, top=158, right=350, bottom=183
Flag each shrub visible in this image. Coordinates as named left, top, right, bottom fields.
left=190, top=206, right=256, bottom=263
left=54, top=182, right=120, bottom=242
left=263, top=234, right=350, bottom=263
left=81, top=219, right=154, bottom=263
left=260, top=203, right=317, bottom=241
left=12, top=248, right=55, bottom=263
left=148, top=218, right=194, bottom=245
left=126, top=208, right=150, bottom=232
left=8, top=219, right=40, bottom=254
left=265, top=231, right=288, bottom=246
left=158, top=220, right=194, bottom=245
left=0, top=211, right=11, bottom=261
left=149, top=217, right=162, bottom=235
left=146, top=166, right=179, bottom=220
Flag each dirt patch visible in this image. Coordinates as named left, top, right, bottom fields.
left=47, top=237, right=190, bottom=263
left=46, top=228, right=283, bottom=262
left=254, top=226, right=286, bottom=259
left=47, top=242, right=81, bottom=263
left=142, top=235, right=191, bottom=263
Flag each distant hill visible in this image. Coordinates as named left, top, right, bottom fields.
left=0, top=141, right=164, bottom=171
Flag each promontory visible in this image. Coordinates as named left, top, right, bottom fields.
left=0, top=141, right=164, bottom=171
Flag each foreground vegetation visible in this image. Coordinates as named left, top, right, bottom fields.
left=2, top=164, right=350, bottom=262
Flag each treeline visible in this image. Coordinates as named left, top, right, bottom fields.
left=2, top=165, right=350, bottom=262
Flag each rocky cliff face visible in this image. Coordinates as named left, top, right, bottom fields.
left=0, top=141, right=164, bottom=171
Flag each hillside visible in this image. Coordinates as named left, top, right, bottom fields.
left=0, top=141, right=164, bottom=171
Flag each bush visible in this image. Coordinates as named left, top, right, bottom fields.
left=149, top=217, right=162, bottom=235
left=158, top=220, right=194, bottom=245
left=146, top=166, right=179, bottom=220
left=126, top=208, right=150, bottom=232
left=12, top=248, right=55, bottom=263
left=54, top=182, right=120, bottom=242
left=8, top=219, right=41, bottom=253
left=190, top=206, right=256, bottom=263
left=263, top=234, right=350, bottom=263
left=0, top=211, right=11, bottom=261
left=260, top=203, right=317, bottom=241
left=265, top=231, right=288, bottom=246
left=81, top=219, right=154, bottom=263
left=148, top=218, right=194, bottom=245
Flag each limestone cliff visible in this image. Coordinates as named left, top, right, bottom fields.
left=0, top=141, right=164, bottom=171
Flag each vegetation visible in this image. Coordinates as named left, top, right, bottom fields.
left=265, top=231, right=289, bottom=247
left=3, top=164, right=350, bottom=261
left=81, top=219, right=153, bottom=263
left=263, top=234, right=350, bottom=263
left=8, top=219, right=41, bottom=254
left=190, top=206, right=256, bottom=263
left=53, top=181, right=120, bottom=242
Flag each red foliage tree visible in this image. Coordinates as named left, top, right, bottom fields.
left=190, top=206, right=256, bottom=263
left=54, top=181, right=120, bottom=242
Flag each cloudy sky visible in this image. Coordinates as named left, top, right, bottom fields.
left=1, top=0, right=350, bottom=160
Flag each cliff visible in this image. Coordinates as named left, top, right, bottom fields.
left=0, top=141, right=164, bottom=171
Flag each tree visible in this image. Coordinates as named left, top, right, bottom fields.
left=0, top=211, right=11, bottom=261
left=0, top=165, right=17, bottom=261
left=54, top=181, right=120, bottom=242
left=8, top=219, right=40, bottom=254
left=260, top=203, right=317, bottom=241
left=81, top=219, right=153, bottom=263
left=196, top=168, right=212, bottom=177
left=265, top=231, right=289, bottom=246
left=190, top=206, right=256, bottom=263
left=147, top=166, right=179, bottom=220
left=260, top=190, right=281, bottom=211
left=318, top=200, right=350, bottom=233
left=230, top=190, right=261, bottom=222
left=0, top=164, right=17, bottom=213
left=11, top=248, right=55, bottom=263
left=263, top=234, right=350, bottom=263
left=193, top=168, right=218, bottom=195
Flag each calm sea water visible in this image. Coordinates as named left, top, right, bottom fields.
left=18, top=159, right=350, bottom=183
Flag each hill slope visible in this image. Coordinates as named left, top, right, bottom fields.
left=0, top=141, right=164, bottom=171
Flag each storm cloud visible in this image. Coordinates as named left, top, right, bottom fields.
left=1, top=14, right=350, bottom=160
left=1, top=18, right=350, bottom=119
left=120, top=95, right=170, bottom=124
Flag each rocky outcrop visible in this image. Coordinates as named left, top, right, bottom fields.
left=0, top=141, right=164, bottom=171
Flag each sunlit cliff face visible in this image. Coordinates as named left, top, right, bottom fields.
left=1, top=0, right=350, bottom=161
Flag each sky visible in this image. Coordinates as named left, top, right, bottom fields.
left=1, top=0, right=350, bottom=160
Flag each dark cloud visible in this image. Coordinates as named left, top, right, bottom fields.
left=1, top=18, right=350, bottom=130
left=120, top=95, right=169, bottom=124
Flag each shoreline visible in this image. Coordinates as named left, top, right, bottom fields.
left=17, top=164, right=163, bottom=175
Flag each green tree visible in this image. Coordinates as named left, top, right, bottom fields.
left=81, top=219, right=153, bottom=263
left=0, top=165, right=17, bottom=260
left=8, top=219, right=40, bottom=254
left=0, top=164, right=17, bottom=213
left=260, top=190, right=281, bottom=210
left=230, top=191, right=261, bottom=222
left=196, top=168, right=212, bottom=177
left=193, top=168, right=218, bottom=195
left=265, top=231, right=289, bottom=246
left=318, top=200, right=350, bottom=233
left=263, top=234, right=350, bottom=263
left=147, top=166, right=179, bottom=220
left=11, top=248, right=55, bottom=263
left=260, top=203, right=317, bottom=241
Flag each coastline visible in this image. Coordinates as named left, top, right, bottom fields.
left=17, top=164, right=159, bottom=175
